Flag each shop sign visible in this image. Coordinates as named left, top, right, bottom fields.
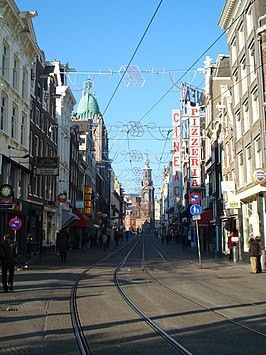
left=84, top=186, right=92, bottom=215
left=226, top=193, right=240, bottom=209
left=252, top=168, right=266, bottom=184
left=189, top=107, right=201, bottom=188
left=0, top=184, right=14, bottom=207
left=172, top=109, right=182, bottom=201
left=36, top=157, right=59, bottom=176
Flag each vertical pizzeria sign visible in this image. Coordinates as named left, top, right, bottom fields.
left=172, top=110, right=182, bottom=201
left=189, top=106, right=201, bottom=188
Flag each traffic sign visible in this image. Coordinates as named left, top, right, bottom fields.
left=189, top=192, right=201, bottom=204
left=192, top=215, right=201, bottom=221
left=9, top=217, right=22, bottom=231
left=190, top=204, right=202, bottom=216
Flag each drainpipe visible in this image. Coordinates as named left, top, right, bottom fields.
left=257, top=16, right=266, bottom=270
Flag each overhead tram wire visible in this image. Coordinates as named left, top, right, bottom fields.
left=138, top=0, right=257, bottom=191
left=136, top=0, right=257, bottom=126
left=102, top=0, right=164, bottom=117
left=105, top=0, right=256, bottom=193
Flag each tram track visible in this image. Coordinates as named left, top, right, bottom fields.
left=70, top=234, right=266, bottom=354
left=71, top=236, right=193, bottom=354
left=143, top=239, right=266, bottom=339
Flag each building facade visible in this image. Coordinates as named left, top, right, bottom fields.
left=219, top=0, right=266, bottom=262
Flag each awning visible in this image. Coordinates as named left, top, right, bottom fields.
left=198, top=209, right=212, bottom=227
left=166, top=206, right=174, bottom=214
left=71, top=210, right=91, bottom=228
left=62, top=210, right=80, bottom=229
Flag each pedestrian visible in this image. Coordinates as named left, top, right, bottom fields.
left=227, top=232, right=234, bottom=261
left=58, top=231, right=69, bottom=263
left=82, top=230, right=89, bottom=253
left=255, top=236, right=262, bottom=273
left=102, top=233, right=108, bottom=251
left=0, top=233, right=18, bottom=292
left=249, top=237, right=259, bottom=274
left=114, top=230, right=119, bottom=247
left=182, top=234, right=187, bottom=251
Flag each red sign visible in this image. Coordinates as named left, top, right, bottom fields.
left=189, top=192, right=201, bottom=204
left=9, top=217, right=22, bottom=231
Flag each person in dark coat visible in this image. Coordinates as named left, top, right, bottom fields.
left=255, top=236, right=262, bottom=273
left=249, top=237, right=259, bottom=274
left=58, top=232, right=69, bottom=263
left=0, top=233, right=17, bottom=292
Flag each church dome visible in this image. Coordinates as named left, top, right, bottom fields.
left=77, top=92, right=100, bottom=119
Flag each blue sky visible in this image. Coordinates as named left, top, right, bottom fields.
left=16, top=0, right=228, bottom=197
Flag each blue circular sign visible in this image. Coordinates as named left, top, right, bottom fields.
left=9, top=217, right=22, bottom=231
left=190, top=204, right=202, bottom=216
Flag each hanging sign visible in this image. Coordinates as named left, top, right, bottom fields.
left=252, top=168, right=266, bottom=184
left=0, top=184, right=14, bottom=207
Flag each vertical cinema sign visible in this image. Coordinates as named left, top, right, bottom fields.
left=172, top=110, right=182, bottom=201
left=189, top=106, right=201, bottom=188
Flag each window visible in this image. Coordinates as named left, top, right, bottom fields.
left=29, top=131, right=33, bottom=156
left=255, top=136, right=262, bottom=168
left=238, top=152, right=244, bottom=188
left=251, top=89, right=259, bottom=123
left=243, top=101, right=250, bottom=133
left=249, top=43, right=256, bottom=82
left=246, top=6, right=253, bottom=35
left=21, top=113, right=26, bottom=145
left=22, top=67, right=27, bottom=99
left=40, top=139, right=44, bottom=157
left=245, top=145, right=252, bottom=183
left=231, top=38, right=237, bottom=65
left=233, top=70, right=239, bottom=104
left=34, top=135, right=39, bottom=157
left=13, top=56, right=19, bottom=90
left=30, top=101, right=34, bottom=121
left=35, top=108, right=40, bottom=127
left=0, top=95, right=7, bottom=131
left=235, top=111, right=241, bottom=140
left=240, top=56, right=247, bottom=95
left=1, top=42, right=9, bottom=78
left=229, top=137, right=234, bottom=163
left=11, top=106, right=17, bottom=139
left=41, top=112, right=45, bottom=131
left=37, top=82, right=42, bottom=102
left=238, top=23, right=244, bottom=50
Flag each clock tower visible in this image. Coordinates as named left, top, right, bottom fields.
left=141, top=153, right=155, bottom=230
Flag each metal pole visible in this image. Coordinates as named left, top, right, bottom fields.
left=196, top=219, right=202, bottom=268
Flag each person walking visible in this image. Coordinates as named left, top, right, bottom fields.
left=255, top=236, right=262, bottom=273
left=58, top=231, right=69, bottom=263
left=182, top=234, right=187, bottom=251
left=227, top=232, right=234, bottom=261
left=82, top=230, right=89, bottom=253
left=0, top=233, right=17, bottom=292
left=102, top=233, right=108, bottom=252
left=249, top=237, right=259, bottom=274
